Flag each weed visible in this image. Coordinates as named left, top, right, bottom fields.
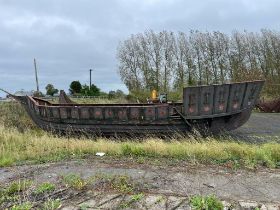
left=119, top=193, right=144, bottom=209
left=88, top=173, right=141, bottom=193
left=62, top=174, right=87, bottom=190
left=0, top=157, right=14, bottom=167
left=131, top=193, right=144, bottom=202
left=136, top=156, right=146, bottom=164
left=42, top=199, right=61, bottom=210
left=190, top=194, right=223, bottom=210
left=0, top=191, right=18, bottom=206
left=112, top=175, right=134, bottom=193
left=155, top=195, right=165, bottom=204
left=80, top=203, right=90, bottom=210
left=0, top=180, right=32, bottom=208
left=34, top=182, right=55, bottom=194
left=6, top=180, right=32, bottom=196
left=11, top=202, right=33, bottom=210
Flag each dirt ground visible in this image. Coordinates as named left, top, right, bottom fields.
left=1, top=159, right=280, bottom=209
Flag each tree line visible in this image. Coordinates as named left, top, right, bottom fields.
left=117, top=29, right=280, bottom=98
left=45, top=81, right=125, bottom=99
left=45, top=81, right=101, bottom=96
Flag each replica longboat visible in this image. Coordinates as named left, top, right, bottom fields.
left=1, top=80, right=264, bottom=135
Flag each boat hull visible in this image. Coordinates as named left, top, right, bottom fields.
left=9, top=80, right=264, bottom=136
left=22, top=98, right=253, bottom=136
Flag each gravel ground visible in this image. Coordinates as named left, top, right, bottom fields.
left=229, top=112, right=280, bottom=143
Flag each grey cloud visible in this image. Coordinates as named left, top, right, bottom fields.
left=0, top=0, right=280, bottom=97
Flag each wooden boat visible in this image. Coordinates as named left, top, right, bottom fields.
left=1, top=80, right=264, bottom=136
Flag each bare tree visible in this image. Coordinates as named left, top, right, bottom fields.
left=117, top=29, right=280, bottom=97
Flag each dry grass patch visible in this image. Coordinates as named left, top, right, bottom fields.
left=1, top=102, right=280, bottom=168
left=1, top=125, right=280, bottom=168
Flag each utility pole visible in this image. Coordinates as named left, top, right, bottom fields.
left=34, top=58, right=39, bottom=93
left=89, top=69, right=92, bottom=90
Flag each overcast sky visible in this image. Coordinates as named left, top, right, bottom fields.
left=0, top=0, right=280, bottom=97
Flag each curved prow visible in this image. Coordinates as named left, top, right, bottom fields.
left=0, top=88, right=27, bottom=104
left=59, top=90, right=76, bottom=104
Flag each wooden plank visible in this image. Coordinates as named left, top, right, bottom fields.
left=117, top=108, right=128, bottom=121
left=71, top=107, right=79, bottom=119
left=227, top=82, right=246, bottom=113
left=144, top=107, right=156, bottom=121
left=242, top=81, right=264, bottom=109
left=80, top=108, right=90, bottom=119
left=92, top=107, right=103, bottom=120
left=213, top=84, right=230, bottom=114
left=199, top=85, right=214, bottom=115
left=183, top=86, right=200, bottom=116
left=60, top=108, right=68, bottom=119
left=157, top=106, right=169, bottom=120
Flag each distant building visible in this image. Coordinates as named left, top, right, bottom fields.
left=14, top=90, right=35, bottom=96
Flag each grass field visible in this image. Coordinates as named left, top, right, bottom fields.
left=0, top=101, right=280, bottom=168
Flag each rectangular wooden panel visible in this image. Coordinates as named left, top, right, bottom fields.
left=157, top=105, right=169, bottom=120
left=34, top=105, right=40, bottom=115
left=242, top=81, right=264, bottom=109
left=117, top=108, right=128, bottom=121
left=46, top=107, right=52, bottom=118
left=213, top=84, right=230, bottom=114
left=199, top=85, right=214, bottom=115
left=93, top=107, right=103, bottom=120
left=144, top=107, right=156, bottom=121
left=30, top=102, right=34, bottom=111
left=71, top=107, right=79, bottom=119
left=60, top=108, right=68, bottom=119
left=227, top=82, right=246, bottom=112
left=80, top=108, right=90, bottom=119
left=27, top=98, right=32, bottom=109
left=52, top=107, right=60, bottom=118
left=39, top=107, right=47, bottom=117
left=130, top=107, right=139, bottom=120
left=183, top=86, right=200, bottom=116
left=104, top=108, right=114, bottom=120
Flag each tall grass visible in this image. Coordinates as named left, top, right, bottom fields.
left=0, top=102, right=280, bottom=168
left=0, top=125, right=280, bottom=168
left=0, top=102, right=36, bottom=132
